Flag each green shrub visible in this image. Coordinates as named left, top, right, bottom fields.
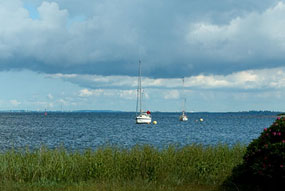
left=223, top=117, right=285, bottom=191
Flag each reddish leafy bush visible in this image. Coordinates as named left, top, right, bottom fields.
left=223, top=117, right=285, bottom=191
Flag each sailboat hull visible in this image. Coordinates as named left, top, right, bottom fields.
left=136, top=113, right=152, bottom=124
left=179, top=115, right=188, bottom=121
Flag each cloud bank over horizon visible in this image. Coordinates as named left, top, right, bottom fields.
left=47, top=67, right=285, bottom=91
left=0, top=0, right=284, bottom=78
left=1, top=0, right=285, bottom=112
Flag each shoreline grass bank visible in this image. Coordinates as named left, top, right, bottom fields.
left=0, top=144, right=246, bottom=190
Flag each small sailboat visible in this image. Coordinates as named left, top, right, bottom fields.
left=179, top=110, right=188, bottom=121
left=136, top=60, right=151, bottom=124
left=179, top=77, right=188, bottom=121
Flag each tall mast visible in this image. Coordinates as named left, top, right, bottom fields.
left=182, top=77, right=185, bottom=114
left=136, top=60, right=142, bottom=114
left=139, top=60, right=142, bottom=113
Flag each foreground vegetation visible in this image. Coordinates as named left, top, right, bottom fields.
left=223, top=117, right=285, bottom=191
left=0, top=180, right=220, bottom=191
left=1, top=117, right=284, bottom=190
left=0, top=144, right=246, bottom=191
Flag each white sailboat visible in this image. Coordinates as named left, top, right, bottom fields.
left=136, top=60, right=152, bottom=124
left=179, top=77, right=188, bottom=121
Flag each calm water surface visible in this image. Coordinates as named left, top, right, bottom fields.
left=0, top=112, right=278, bottom=151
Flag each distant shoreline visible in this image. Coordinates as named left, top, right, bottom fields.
left=0, top=110, right=280, bottom=114
left=0, top=110, right=283, bottom=114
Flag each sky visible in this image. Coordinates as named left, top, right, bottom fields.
left=0, top=0, right=285, bottom=112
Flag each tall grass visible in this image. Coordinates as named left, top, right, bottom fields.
left=0, top=144, right=246, bottom=187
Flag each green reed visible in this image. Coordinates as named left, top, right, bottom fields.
left=0, top=144, right=246, bottom=187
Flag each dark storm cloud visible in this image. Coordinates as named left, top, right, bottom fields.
left=0, top=0, right=284, bottom=78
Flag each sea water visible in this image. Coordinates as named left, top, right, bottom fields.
left=0, top=111, right=278, bottom=151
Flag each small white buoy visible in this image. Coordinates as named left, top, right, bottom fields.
left=153, top=121, right=157, bottom=125
left=200, top=118, right=204, bottom=122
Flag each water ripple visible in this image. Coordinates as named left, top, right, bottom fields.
left=0, top=112, right=277, bottom=151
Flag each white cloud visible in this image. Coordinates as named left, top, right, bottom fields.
left=0, top=1, right=74, bottom=67
left=49, top=67, right=285, bottom=91
left=79, top=88, right=137, bottom=100
left=0, top=0, right=140, bottom=68
left=37, top=1, right=68, bottom=27
left=79, top=88, right=95, bottom=97
left=0, top=0, right=282, bottom=77
left=10, top=99, right=21, bottom=106
left=186, top=2, right=285, bottom=61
